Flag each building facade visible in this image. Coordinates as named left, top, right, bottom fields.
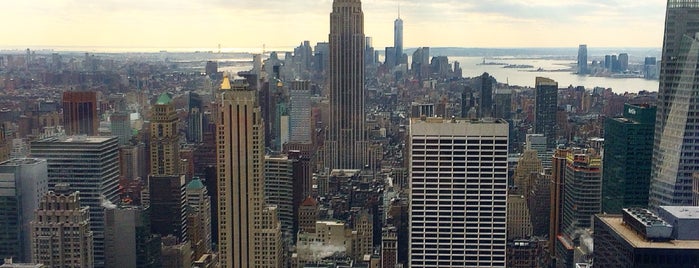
left=326, top=0, right=367, bottom=170
left=603, top=104, right=656, bottom=213
left=104, top=206, right=161, bottom=268
left=217, top=78, right=282, bottom=268
left=650, top=0, right=699, bottom=208
left=289, top=80, right=312, bottom=144
left=534, top=77, right=558, bottom=149
left=30, top=188, right=93, bottom=268
left=0, top=159, right=48, bottom=263
left=150, top=93, right=181, bottom=176
left=409, top=117, right=508, bottom=267
left=62, top=91, right=98, bottom=136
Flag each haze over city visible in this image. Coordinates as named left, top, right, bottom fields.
left=2, top=0, right=666, bottom=50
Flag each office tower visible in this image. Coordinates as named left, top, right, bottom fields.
left=650, top=0, right=699, bottom=208
left=645, top=56, right=659, bottom=79
left=110, top=113, right=131, bottom=146
left=604, top=55, right=612, bottom=70
left=119, top=142, right=147, bottom=181
left=603, top=104, right=656, bottom=214
left=217, top=78, right=282, bottom=267
left=30, top=136, right=119, bottom=268
left=205, top=61, right=218, bottom=77
left=513, top=150, right=543, bottom=196
left=188, top=108, right=204, bottom=143
left=618, top=53, right=629, bottom=71
left=385, top=47, right=397, bottom=67
left=104, top=206, right=162, bottom=268
left=561, top=148, right=601, bottom=236
left=351, top=210, right=373, bottom=261
left=528, top=172, right=551, bottom=237
left=611, top=54, right=619, bottom=72
left=149, top=175, right=187, bottom=242
left=288, top=150, right=312, bottom=237
left=381, top=226, right=398, bottom=268
left=161, top=236, right=192, bottom=268
left=409, top=117, right=508, bottom=268
left=478, top=73, right=495, bottom=118
left=289, top=80, right=312, bottom=144
left=264, top=155, right=294, bottom=238
left=62, top=91, right=98, bottom=136
left=549, top=148, right=568, bottom=257
left=577, top=45, right=588, bottom=74
left=525, top=134, right=551, bottom=168
left=0, top=126, right=8, bottom=162
left=298, top=196, right=318, bottom=234
left=594, top=208, right=699, bottom=267
left=326, top=0, right=367, bottom=170
left=186, top=179, right=212, bottom=260
left=0, top=159, right=48, bottom=263
left=534, top=77, right=558, bottom=149
left=365, top=37, right=376, bottom=65
left=394, top=12, right=404, bottom=65
left=30, top=186, right=93, bottom=268
left=493, top=88, right=512, bottom=120
left=150, top=93, right=180, bottom=176
left=507, top=195, right=533, bottom=239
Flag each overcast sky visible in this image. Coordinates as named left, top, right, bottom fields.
left=2, top=0, right=667, bottom=50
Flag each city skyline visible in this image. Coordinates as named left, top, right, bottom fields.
left=3, top=0, right=666, bottom=50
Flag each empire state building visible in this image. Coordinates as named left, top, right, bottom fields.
left=326, top=0, right=367, bottom=170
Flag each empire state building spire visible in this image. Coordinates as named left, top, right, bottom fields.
left=326, top=0, right=367, bottom=170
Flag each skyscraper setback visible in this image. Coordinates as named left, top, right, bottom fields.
left=326, top=0, right=367, bottom=170
left=216, top=77, right=282, bottom=268
left=650, top=0, right=699, bottom=207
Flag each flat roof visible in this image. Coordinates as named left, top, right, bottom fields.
left=37, top=136, right=115, bottom=143
left=0, top=158, right=45, bottom=166
left=410, top=117, right=509, bottom=137
left=598, top=215, right=699, bottom=249
left=660, top=206, right=699, bottom=220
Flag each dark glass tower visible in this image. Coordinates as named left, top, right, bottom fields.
left=650, top=0, right=699, bottom=208
left=602, top=104, right=656, bottom=213
left=534, top=77, right=558, bottom=149
left=326, top=0, right=366, bottom=170
left=577, top=44, right=588, bottom=74
left=394, top=11, right=403, bottom=64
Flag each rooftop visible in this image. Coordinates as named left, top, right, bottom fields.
left=187, top=179, right=205, bottom=190
left=38, top=136, right=116, bottom=144
left=0, top=158, right=45, bottom=166
left=597, top=215, right=699, bottom=249
left=660, top=206, right=699, bottom=220
left=156, top=93, right=172, bottom=105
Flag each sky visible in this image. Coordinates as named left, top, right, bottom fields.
left=1, top=0, right=667, bottom=51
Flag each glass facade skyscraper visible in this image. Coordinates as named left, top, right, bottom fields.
left=650, top=0, right=699, bottom=208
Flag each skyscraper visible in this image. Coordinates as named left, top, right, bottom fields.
left=534, top=77, right=558, bottom=149
left=577, top=44, right=588, bottom=74
left=62, top=91, right=98, bottom=136
left=150, top=93, right=180, bottom=176
left=0, top=159, right=48, bottom=263
left=30, top=185, right=93, bottom=268
left=394, top=10, right=404, bottom=65
left=217, top=78, right=282, bottom=268
left=30, top=136, right=120, bottom=268
left=650, top=0, right=699, bottom=208
left=289, top=80, right=312, bottom=144
left=148, top=175, right=187, bottom=242
left=409, top=117, right=508, bottom=267
left=479, top=73, right=495, bottom=118
left=326, top=0, right=367, bottom=170
left=185, top=179, right=212, bottom=261
left=603, top=104, right=656, bottom=214
left=104, top=205, right=162, bottom=268
left=561, top=148, right=602, bottom=236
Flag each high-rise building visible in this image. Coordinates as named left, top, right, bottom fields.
left=110, top=112, right=131, bottom=146
left=594, top=208, right=699, bottom=267
left=289, top=80, right=312, bottom=144
left=512, top=150, right=543, bottom=196
left=186, top=179, right=212, bottom=260
left=479, top=73, right=495, bottom=118
left=603, top=104, right=656, bottom=214
left=104, top=205, right=162, bottom=268
left=30, top=186, right=93, bottom=268
left=493, top=88, right=512, bottom=120
left=0, top=159, right=48, bottom=263
left=507, top=195, right=533, bottom=240
left=0, top=125, right=9, bottom=162
left=549, top=148, right=568, bottom=257
left=298, top=196, right=318, bottom=234
left=326, top=0, right=367, bottom=170
left=577, top=45, right=588, bottom=74
left=150, top=93, right=180, bottom=176
left=148, top=175, right=187, bottom=242
left=217, top=78, right=282, bottom=267
left=394, top=12, right=404, bottom=65
left=264, top=155, right=294, bottom=238
left=525, top=134, right=551, bottom=168
left=30, top=136, right=120, bottom=268
left=409, top=117, right=508, bottom=267
left=62, top=91, right=98, bottom=136
left=561, top=148, right=602, bottom=236
left=119, top=142, right=147, bottom=181
left=534, top=77, right=558, bottom=149
left=618, top=53, right=629, bottom=71
left=650, top=0, right=699, bottom=208
left=381, top=227, right=398, bottom=268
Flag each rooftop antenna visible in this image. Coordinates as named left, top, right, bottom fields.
left=398, top=3, right=401, bottom=19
